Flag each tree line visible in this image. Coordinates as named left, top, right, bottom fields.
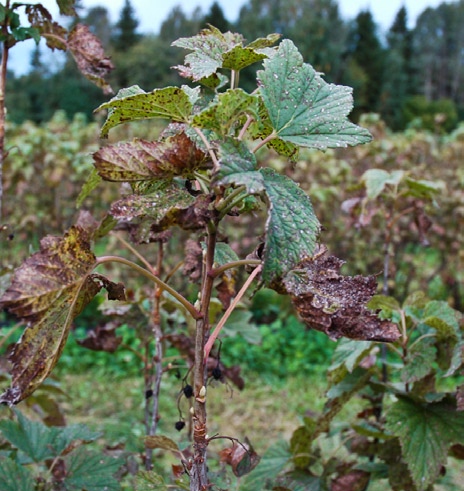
left=6, top=0, right=464, bottom=132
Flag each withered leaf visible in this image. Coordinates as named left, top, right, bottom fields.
left=0, top=227, right=119, bottom=405
left=77, top=323, right=122, bottom=353
left=67, top=24, right=114, bottom=94
left=93, top=134, right=209, bottom=182
left=183, top=239, right=203, bottom=282
left=219, top=438, right=260, bottom=477
left=282, top=254, right=400, bottom=342
left=25, top=4, right=67, bottom=50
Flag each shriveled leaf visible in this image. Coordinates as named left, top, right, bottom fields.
left=261, top=168, right=320, bottom=286
left=97, top=86, right=193, bottom=138
left=0, top=458, right=35, bottom=491
left=215, top=138, right=264, bottom=194
left=173, top=26, right=244, bottom=80
left=67, top=24, right=113, bottom=94
left=94, top=135, right=208, bottom=182
left=283, top=254, right=400, bottom=342
left=402, top=338, right=436, bottom=384
left=192, top=89, right=259, bottom=137
left=25, top=4, right=67, bottom=50
left=144, top=435, right=179, bottom=453
left=0, top=227, right=114, bottom=405
left=361, top=169, right=404, bottom=200
left=77, top=323, right=122, bottom=353
left=386, top=397, right=464, bottom=490
left=64, top=447, right=122, bottom=491
left=257, top=40, right=372, bottom=149
left=222, top=45, right=266, bottom=71
left=220, top=439, right=260, bottom=477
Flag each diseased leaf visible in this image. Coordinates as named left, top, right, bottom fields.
left=144, top=435, right=179, bottom=453
left=222, top=45, right=266, bottom=71
left=25, top=4, right=67, bottom=50
left=215, top=138, right=264, bottom=193
left=367, top=294, right=401, bottom=312
left=0, top=227, right=118, bottom=405
left=329, top=339, right=374, bottom=374
left=192, top=89, right=259, bottom=137
left=94, top=134, right=209, bottom=182
left=110, top=180, right=196, bottom=230
left=219, top=438, right=260, bottom=477
left=135, top=470, right=167, bottom=491
left=67, top=24, right=113, bottom=94
left=361, top=169, right=404, bottom=200
left=172, top=26, right=244, bottom=80
left=386, top=397, right=464, bottom=490
left=77, top=323, right=122, bottom=353
left=64, top=447, right=122, bottom=491
left=257, top=39, right=372, bottom=149
left=260, top=168, right=320, bottom=286
left=0, top=458, right=35, bottom=491
left=97, top=86, right=193, bottom=138
left=246, top=33, right=281, bottom=50
left=56, top=0, right=77, bottom=16
left=282, top=254, right=400, bottom=342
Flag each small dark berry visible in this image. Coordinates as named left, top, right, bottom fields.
left=175, top=420, right=186, bottom=431
left=183, top=384, right=194, bottom=398
left=212, top=366, right=222, bottom=380
left=145, top=389, right=153, bottom=399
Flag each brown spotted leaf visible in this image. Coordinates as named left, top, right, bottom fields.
left=0, top=227, right=118, bottom=405
left=93, top=134, right=209, bottom=182
left=25, top=4, right=67, bottom=50
left=282, top=254, right=400, bottom=342
left=219, top=438, right=260, bottom=477
left=67, top=24, right=113, bottom=94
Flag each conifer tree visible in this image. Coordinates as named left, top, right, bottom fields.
left=112, top=0, right=140, bottom=52
left=202, top=1, right=229, bottom=32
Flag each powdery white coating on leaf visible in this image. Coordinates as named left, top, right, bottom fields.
left=257, top=39, right=373, bottom=150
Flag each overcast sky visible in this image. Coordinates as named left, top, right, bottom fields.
left=8, top=0, right=450, bottom=75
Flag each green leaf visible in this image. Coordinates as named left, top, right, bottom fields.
left=64, top=447, right=122, bottom=491
left=329, top=339, right=374, bottom=375
left=222, top=309, right=262, bottom=345
left=213, top=242, right=240, bottom=265
left=215, top=138, right=264, bottom=193
left=0, top=458, right=36, bottom=491
left=135, top=470, right=167, bottom=491
left=192, top=89, right=259, bottom=137
left=257, top=39, right=372, bottom=150
left=222, top=45, right=266, bottom=71
left=386, top=397, right=464, bottom=490
left=76, top=167, right=102, bottom=207
left=361, top=169, right=405, bottom=200
left=0, top=227, right=120, bottom=405
left=93, top=134, right=208, bottom=182
left=97, top=86, right=192, bottom=138
left=12, top=26, right=41, bottom=43
left=260, top=168, right=320, bottom=286
left=405, top=177, right=444, bottom=199
left=246, top=33, right=281, bottom=50
left=0, top=410, right=55, bottom=462
left=401, top=338, right=436, bottom=384
left=367, top=294, right=401, bottom=312
left=239, top=441, right=291, bottom=491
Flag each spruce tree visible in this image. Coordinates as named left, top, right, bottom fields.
left=112, top=0, right=140, bottom=52
left=202, top=2, right=229, bottom=32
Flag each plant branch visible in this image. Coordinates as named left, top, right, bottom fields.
left=96, top=255, right=201, bottom=320
left=253, top=131, right=277, bottom=153
left=204, top=264, right=262, bottom=361
left=110, top=232, right=156, bottom=274
left=209, top=259, right=262, bottom=278
left=238, top=115, right=254, bottom=141
left=0, top=38, right=9, bottom=220
left=193, top=127, right=220, bottom=171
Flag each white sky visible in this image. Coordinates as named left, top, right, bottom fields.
left=8, top=0, right=450, bottom=75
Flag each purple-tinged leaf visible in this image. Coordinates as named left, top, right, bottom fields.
left=67, top=24, right=114, bottom=95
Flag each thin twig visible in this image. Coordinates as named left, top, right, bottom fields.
left=204, top=264, right=262, bottom=361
